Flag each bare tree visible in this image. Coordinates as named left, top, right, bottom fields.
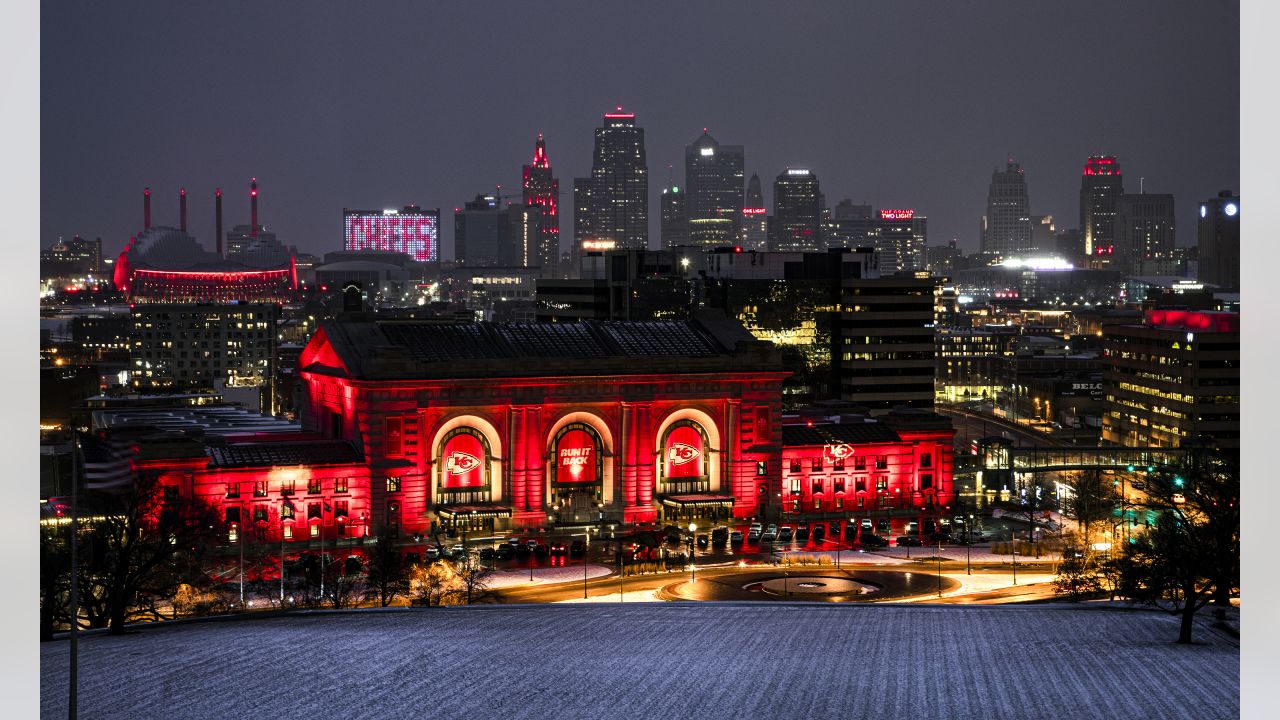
left=325, top=554, right=365, bottom=609
left=410, top=561, right=452, bottom=607
left=78, top=473, right=225, bottom=634
left=1121, top=443, right=1239, bottom=643
left=454, top=549, right=493, bottom=605
left=364, top=531, right=409, bottom=607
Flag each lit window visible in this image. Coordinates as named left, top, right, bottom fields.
left=756, top=461, right=767, bottom=476
left=283, top=525, right=293, bottom=540
left=387, top=477, right=401, bottom=493
left=336, top=477, right=348, bottom=493
left=310, top=524, right=319, bottom=538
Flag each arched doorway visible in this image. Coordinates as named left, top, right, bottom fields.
left=548, top=422, right=605, bottom=524
left=657, top=418, right=732, bottom=524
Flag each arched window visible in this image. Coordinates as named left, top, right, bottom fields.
left=438, top=427, right=491, bottom=491
left=661, top=419, right=710, bottom=493
left=552, top=423, right=603, bottom=487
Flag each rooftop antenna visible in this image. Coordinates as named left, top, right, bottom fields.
left=1140, top=177, right=1145, bottom=194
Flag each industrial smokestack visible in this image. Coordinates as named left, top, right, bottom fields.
left=250, top=177, right=258, bottom=238
left=179, top=187, right=188, bottom=232
left=215, top=188, right=223, bottom=257
left=143, top=187, right=151, bottom=230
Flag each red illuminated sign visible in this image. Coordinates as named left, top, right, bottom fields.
left=823, top=443, right=854, bottom=464
left=742, top=207, right=766, bottom=215
left=879, top=209, right=914, bottom=220
left=442, top=430, right=486, bottom=488
left=555, top=428, right=598, bottom=484
left=664, top=424, right=705, bottom=479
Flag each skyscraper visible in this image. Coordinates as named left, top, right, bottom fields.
left=1114, top=192, right=1175, bottom=274
left=771, top=168, right=821, bottom=251
left=684, top=130, right=744, bottom=248
left=1197, top=190, right=1240, bottom=289
left=981, top=160, right=1032, bottom=257
left=573, top=108, right=649, bottom=256
left=454, top=193, right=541, bottom=267
left=660, top=183, right=688, bottom=248
left=522, top=134, right=560, bottom=272
left=1079, top=155, right=1124, bottom=258
left=742, top=173, right=768, bottom=251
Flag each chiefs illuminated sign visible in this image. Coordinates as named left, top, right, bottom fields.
left=555, top=427, right=599, bottom=484
left=664, top=423, right=705, bottom=479
left=441, top=430, right=487, bottom=488
left=823, top=443, right=854, bottom=464
left=879, top=209, right=914, bottom=220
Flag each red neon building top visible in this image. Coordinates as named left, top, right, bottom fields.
left=1145, top=309, right=1239, bottom=333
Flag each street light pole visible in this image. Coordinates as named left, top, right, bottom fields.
left=1012, top=549, right=1019, bottom=585
left=68, top=433, right=79, bottom=720
left=688, top=522, right=698, bottom=585
left=936, top=541, right=943, bottom=597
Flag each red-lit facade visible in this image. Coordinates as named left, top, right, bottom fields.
left=131, top=318, right=956, bottom=545
left=779, top=423, right=956, bottom=521
left=122, top=266, right=296, bottom=303
left=292, top=318, right=789, bottom=532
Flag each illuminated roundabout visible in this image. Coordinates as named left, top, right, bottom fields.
left=656, top=568, right=962, bottom=602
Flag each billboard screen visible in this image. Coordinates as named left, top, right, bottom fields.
left=344, top=208, right=440, bottom=263
left=555, top=427, right=599, bottom=484
left=441, top=430, right=486, bottom=489
left=664, top=423, right=705, bottom=479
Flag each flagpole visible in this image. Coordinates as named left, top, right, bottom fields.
left=280, top=508, right=285, bottom=604
left=68, top=433, right=79, bottom=720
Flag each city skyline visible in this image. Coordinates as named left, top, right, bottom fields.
left=40, top=1, right=1239, bottom=260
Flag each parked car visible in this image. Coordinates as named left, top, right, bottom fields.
left=812, top=524, right=826, bottom=544
left=526, top=539, right=541, bottom=552
left=696, top=534, right=709, bottom=549
left=861, top=534, right=890, bottom=548
left=548, top=541, right=568, bottom=556
left=507, top=536, right=522, bottom=547
left=749, top=522, right=763, bottom=535
left=760, top=528, right=778, bottom=543
left=778, top=526, right=794, bottom=543
left=861, top=518, right=874, bottom=530
left=896, top=536, right=923, bottom=547
left=495, top=544, right=514, bottom=560
left=747, top=527, right=761, bottom=542
left=570, top=539, right=587, bottom=556
left=844, top=523, right=859, bottom=540
left=711, top=526, right=729, bottom=546
left=927, top=533, right=954, bottom=545
left=478, top=547, right=497, bottom=561
left=795, top=523, right=810, bottom=543
left=450, top=543, right=466, bottom=557
left=730, top=530, right=744, bottom=545
left=424, top=546, right=441, bottom=560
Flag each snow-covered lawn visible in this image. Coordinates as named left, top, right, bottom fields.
left=486, top=564, right=612, bottom=589
left=41, top=604, right=1237, bottom=719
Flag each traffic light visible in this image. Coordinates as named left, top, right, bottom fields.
left=1174, top=476, right=1185, bottom=488
left=1126, top=465, right=1136, bottom=472
left=1146, top=466, right=1155, bottom=473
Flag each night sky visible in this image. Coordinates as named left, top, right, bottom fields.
left=41, top=0, right=1239, bottom=260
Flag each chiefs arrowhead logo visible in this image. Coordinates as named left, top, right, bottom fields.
left=824, top=443, right=854, bottom=461
left=446, top=451, right=482, bottom=476
left=668, top=442, right=701, bottom=466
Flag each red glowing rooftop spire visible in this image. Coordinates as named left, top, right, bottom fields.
left=1082, top=155, right=1121, bottom=177
left=531, top=134, right=550, bottom=168
left=604, top=105, right=635, bottom=119
left=179, top=186, right=188, bottom=232
left=250, top=178, right=259, bottom=237
left=143, top=187, right=151, bottom=230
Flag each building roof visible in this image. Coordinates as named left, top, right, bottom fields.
left=207, top=440, right=362, bottom=469
left=782, top=422, right=902, bottom=447
left=303, top=312, right=781, bottom=381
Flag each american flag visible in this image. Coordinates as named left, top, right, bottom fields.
left=78, top=430, right=135, bottom=490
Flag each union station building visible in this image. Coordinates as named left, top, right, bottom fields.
left=127, top=313, right=955, bottom=543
